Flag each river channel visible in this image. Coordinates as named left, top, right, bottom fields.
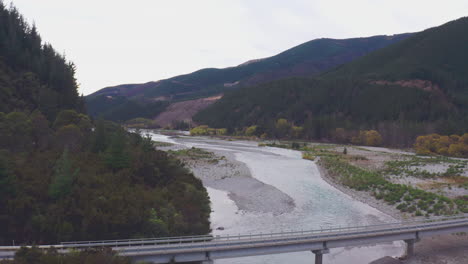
left=148, top=132, right=404, bottom=264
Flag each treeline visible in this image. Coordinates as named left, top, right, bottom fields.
left=190, top=125, right=227, bottom=136
left=415, top=133, right=468, bottom=158
left=0, top=109, right=211, bottom=245
left=191, top=120, right=384, bottom=147
left=194, top=77, right=465, bottom=147
left=0, top=1, right=84, bottom=120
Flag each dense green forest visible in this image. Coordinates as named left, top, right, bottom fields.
left=0, top=111, right=210, bottom=244
left=86, top=94, right=169, bottom=122
left=195, top=17, right=468, bottom=147
left=86, top=34, right=410, bottom=122
left=0, top=1, right=210, bottom=249
left=0, top=3, right=84, bottom=120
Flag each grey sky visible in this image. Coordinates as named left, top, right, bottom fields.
left=6, top=0, right=468, bottom=95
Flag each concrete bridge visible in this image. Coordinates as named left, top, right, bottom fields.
left=1, top=216, right=467, bottom=263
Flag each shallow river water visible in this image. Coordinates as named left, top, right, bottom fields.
left=148, top=133, right=404, bottom=264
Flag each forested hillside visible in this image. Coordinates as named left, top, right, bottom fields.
left=194, top=17, right=468, bottom=147
left=86, top=34, right=410, bottom=123
left=86, top=95, right=169, bottom=122
left=0, top=3, right=84, bottom=120
left=0, top=2, right=210, bottom=246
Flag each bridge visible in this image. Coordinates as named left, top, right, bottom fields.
left=1, top=216, right=467, bottom=263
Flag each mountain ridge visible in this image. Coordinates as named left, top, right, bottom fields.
left=86, top=33, right=412, bottom=123
left=194, top=17, right=468, bottom=146
left=90, top=33, right=412, bottom=100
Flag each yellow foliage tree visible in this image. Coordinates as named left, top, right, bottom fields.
left=414, top=133, right=468, bottom=158
left=216, top=128, right=227, bottom=135
left=190, top=125, right=209, bottom=136
left=291, top=126, right=304, bottom=138
left=245, top=126, right=257, bottom=136
left=275, top=119, right=291, bottom=138
left=365, top=130, right=382, bottom=146
left=350, top=130, right=382, bottom=146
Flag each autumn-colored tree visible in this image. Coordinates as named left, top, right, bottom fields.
left=414, top=133, right=468, bottom=158
left=461, top=133, right=468, bottom=144
left=190, top=125, right=210, bottom=136
left=216, top=128, right=227, bottom=135
left=291, top=126, right=304, bottom=138
left=275, top=118, right=291, bottom=138
left=245, top=125, right=257, bottom=136
left=365, top=130, right=383, bottom=146
left=448, top=143, right=464, bottom=157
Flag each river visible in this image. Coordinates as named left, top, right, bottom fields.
left=148, top=132, right=405, bottom=264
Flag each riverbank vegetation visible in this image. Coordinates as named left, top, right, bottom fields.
left=384, top=156, right=468, bottom=179
left=190, top=124, right=386, bottom=149
left=318, top=155, right=467, bottom=216
left=260, top=142, right=468, bottom=216
left=414, top=133, right=468, bottom=158
left=190, top=125, right=227, bottom=136
left=0, top=247, right=131, bottom=264
left=169, top=147, right=225, bottom=164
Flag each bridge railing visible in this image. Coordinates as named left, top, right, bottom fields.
left=57, top=214, right=467, bottom=249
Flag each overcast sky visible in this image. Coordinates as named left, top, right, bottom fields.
left=6, top=0, right=468, bottom=95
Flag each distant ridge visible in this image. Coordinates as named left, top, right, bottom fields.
left=86, top=33, right=411, bottom=122
left=194, top=17, right=468, bottom=146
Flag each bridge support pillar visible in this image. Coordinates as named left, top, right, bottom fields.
left=404, top=239, right=416, bottom=257
left=312, top=249, right=329, bottom=264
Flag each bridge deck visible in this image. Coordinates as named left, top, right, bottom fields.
left=1, top=215, right=467, bottom=263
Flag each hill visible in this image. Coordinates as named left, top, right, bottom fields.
left=86, top=34, right=411, bottom=123
left=0, top=2, right=210, bottom=246
left=0, top=4, right=84, bottom=120
left=194, top=17, right=468, bottom=147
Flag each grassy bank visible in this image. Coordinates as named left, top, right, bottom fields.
left=260, top=142, right=468, bottom=216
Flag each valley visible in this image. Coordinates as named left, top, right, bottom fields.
left=1, top=1, right=467, bottom=263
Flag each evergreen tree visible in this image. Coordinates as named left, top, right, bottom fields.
left=0, top=151, right=14, bottom=200
left=105, top=130, right=130, bottom=171
left=91, top=119, right=107, bottom=153
left=48, top=148, right=78, bottom=199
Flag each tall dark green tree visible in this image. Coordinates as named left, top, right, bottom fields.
left=0, top=151, right=14, bottom=202
left=91, top=119, right=107, bottom=153
left=105, top=130, right=130, bottom=171
left=0, top=1, right=84, bottom=120
left=48, top=148, right=78, bottom=199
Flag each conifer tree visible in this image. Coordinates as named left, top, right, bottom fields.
left=105, top=130, right=130, bottom=170
left=48, top=147, right=78, bottom=199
